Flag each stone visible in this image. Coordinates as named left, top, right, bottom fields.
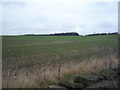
left=99, top=68, right=118, bottom=80
left=74, top=76, right=90, bottom=86
left=58, top=81, right=75, bottom=89
left=74, top=83, right=84, bottom=89
left=49, top=85, right=67, bottom=89
left=84, top=80, right=116, bottom=88
left=117, top=66, right=120, bottom=75
left=88, top=74, right=105, bottom=83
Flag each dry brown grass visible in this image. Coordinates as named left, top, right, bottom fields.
left=2, top=48, right=118, bottom=88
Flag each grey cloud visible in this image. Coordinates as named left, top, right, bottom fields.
left=2, top=1, right=118, bottom=35
left=97, top=21, right=115, bottom=28
left=2, top=2, right=26, bottom=7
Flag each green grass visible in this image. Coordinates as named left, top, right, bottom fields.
left=2, top=35, right=118, bottom=54
left=2, top=35, right=118, bottom=66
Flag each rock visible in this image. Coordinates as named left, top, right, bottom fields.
left=88, top=74, right=105, bottom=83
left=58, top=81, right=75, bottom=89
left=84, top=80, right=116, bottom=88
left=74, top=76, right=90, bottom=86
left=99, top=68, right=118, bottom=80
left=49, top=68, right=120, bottom=89
left=114, top=75, right=120, bottom=88
left=49, top=85, right=67, bottom=89
left=74, top=83, right=84, bottom=89
left=117, top=66, right=120, bottom=75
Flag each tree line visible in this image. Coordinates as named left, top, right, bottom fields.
left=23, top=32, right=118, bottom=36
left=85, top=32, right=118, bottom=36
left=24, top=32, right=79, bottom=36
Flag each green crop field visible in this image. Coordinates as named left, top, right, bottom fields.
left=2, top=35, right=118, bottom=58
left=2, top=35, right=118, bottom=88
left=2, top=35, right=118, bottom=65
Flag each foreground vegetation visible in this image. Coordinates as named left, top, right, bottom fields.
left=2, top=35, right=118, bottom=88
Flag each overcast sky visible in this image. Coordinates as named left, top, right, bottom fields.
left=1, top=1, right=118, bottom=35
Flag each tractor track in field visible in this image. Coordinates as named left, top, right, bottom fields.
left=2, top=41, right=75, bottom=47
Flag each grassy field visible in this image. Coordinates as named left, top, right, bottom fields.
left=2, top=35, right=118, bottom=88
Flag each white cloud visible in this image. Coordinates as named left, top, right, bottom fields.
left=2, top=1, right=118, bottom=35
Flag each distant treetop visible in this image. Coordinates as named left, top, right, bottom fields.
left=24, top=32, right=79, bottom=36
left=85, top=32, right=118, bottom=36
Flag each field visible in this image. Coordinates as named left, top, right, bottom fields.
left=2, top=35, right=118, bottom=88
